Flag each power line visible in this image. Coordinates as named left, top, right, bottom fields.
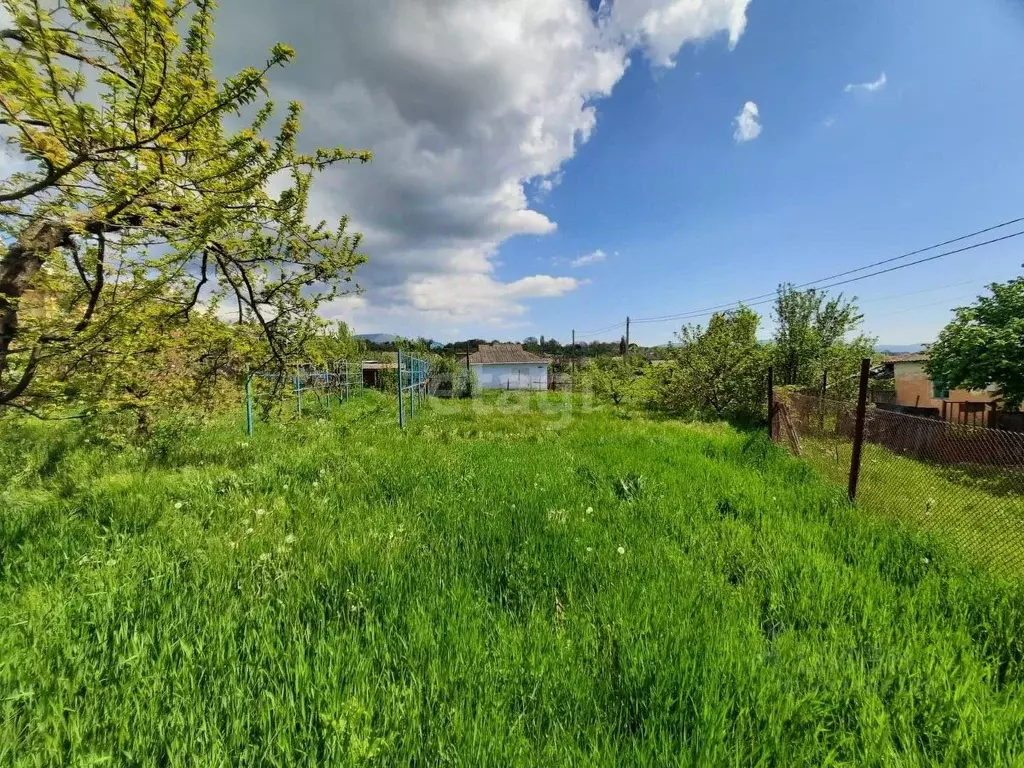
left=576, top=321, right=626, bottom=338
left=628, top=222, right=1024, bottom=327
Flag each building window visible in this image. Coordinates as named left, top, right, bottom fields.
left=932, top=381, right=949, bottom=399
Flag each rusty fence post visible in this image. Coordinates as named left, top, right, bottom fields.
left=848, top=357, right=871, bottom=502
left=767, top=366, right=774, bottom=441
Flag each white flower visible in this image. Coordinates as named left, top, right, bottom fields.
left=255, top=509, right=266, bottom=518
left=259, top=552, right=271, bottom=562
left=586, top=547, right=593, bottom=553
left=228, top=541, right=237, bottom=549
left=921, top=557, right=930, bottom=564
left=284, top=534, right=297, bottom=545
left=617, top=547, right=626, bottom=555
left=240, top=442, right=249, bottom=449
left=106, top=559, right=116, bottom=567
left=586, top=507, right=594, bottom=515
left=312, top=481, right=319, bottom=489
left=174, top=501, right=183, bottom=510
left=241, top=518, right=251, bottom=527
left=246, top=527, right=254, bottom=535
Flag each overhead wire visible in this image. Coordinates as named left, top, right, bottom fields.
left=624, top=223, right=1024, bottom=327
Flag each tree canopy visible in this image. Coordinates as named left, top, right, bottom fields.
left=771, top=283, right=873, bottom=396
left=0, top=0, right=369, bottom=416
left=926, top=277, right=1024, bottom=408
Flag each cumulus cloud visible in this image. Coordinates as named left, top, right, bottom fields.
left=211, top=0, right=753, bottom=333
left=844, top=72, right=887, bottom=93
left=570, top=249, right=608, bottom=267
left=733, top=101, right=761, bottom=143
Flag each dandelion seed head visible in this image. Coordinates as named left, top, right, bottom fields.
left=174, top=501, right=183, bottom=510
left=617, top=546, right=626, bottom=555
left=255, top=508, right=266, bottom=517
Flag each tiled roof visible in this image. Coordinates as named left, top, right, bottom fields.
left=468, top=344, right=549, bottom=365
left=883, top=353, right=930, bottom=364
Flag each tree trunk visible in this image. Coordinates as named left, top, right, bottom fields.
left=0, top=218, right=72, bottom=380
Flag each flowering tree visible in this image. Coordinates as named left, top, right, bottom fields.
left=0, top=0, right=370, bottom=416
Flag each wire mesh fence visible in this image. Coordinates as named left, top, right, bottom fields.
left=773, top=384, right=1024, bottom=577
left=244, top=361, right=364, bottom=434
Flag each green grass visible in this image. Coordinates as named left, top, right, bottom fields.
left=1, top=392, right=1023, bottom=766
left=798, top=435, right=1024, bottom=578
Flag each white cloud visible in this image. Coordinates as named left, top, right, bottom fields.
left=212, top=0, right=753, bottom=333
left=733, top=101, right=761, bottom=143
left=844, top=72, right=887, bottom=93
left=606, top=0, right=753, bottom=67
left=570, top=249, right=608, bottom=267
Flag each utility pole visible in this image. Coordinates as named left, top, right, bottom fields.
left=625, top=316, right=630, bottom=350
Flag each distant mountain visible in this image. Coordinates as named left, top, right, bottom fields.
left=355, top=333, right=398, bottom=344
left=875, top=344, right=928, bottom=354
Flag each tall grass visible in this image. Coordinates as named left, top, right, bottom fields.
left=1, top=393, right=1022, bottom=765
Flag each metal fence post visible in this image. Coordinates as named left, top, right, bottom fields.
left=848, top=358, right=871, bottom=502
left=397, top=349, right=405, bottom=429
left=819, top=369, right=827, bottom=431
left=244, top=371, right=254, bottom=436
left=767, top=366, right=774, bottom=441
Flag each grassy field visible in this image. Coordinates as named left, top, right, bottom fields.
left=2, top=392, right=1023, bottom=765
left=796, top=435, right=1024, bottom=578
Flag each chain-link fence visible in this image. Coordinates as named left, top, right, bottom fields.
left=772, top=384, right=1024, bottom=577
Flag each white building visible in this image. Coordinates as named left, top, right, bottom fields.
left=468, top=344, right=550, bottom=390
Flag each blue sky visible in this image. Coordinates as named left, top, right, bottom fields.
left=492, top=0, right=1024, bottom=346
left=6, top=0, right=1020, bottom=346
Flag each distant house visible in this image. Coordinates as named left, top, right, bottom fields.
left=468, top=344, right=550, bottom=390
left=883, top=353, right=1001, bottom=421
left=361, top=354, right=397, bottom=389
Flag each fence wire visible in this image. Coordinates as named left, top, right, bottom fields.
left=244, top=361, right=364, bottom=432
left=775, top=391, right=1024, bottom=577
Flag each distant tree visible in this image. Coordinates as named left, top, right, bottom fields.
left=619, top=335, right=627, bottom=356
left=0, top=0, right=370, bottom=416
left=304, top=322, right=364, bottom=366
left=583, top=353, right=648, bottom=406
left=539, top=335, right=545, bottom=352
left=771, top=284, right=872, bottom=391
left=660, top=307, right=767, bottom=420
left=927, top=277, right=1024, bottom=408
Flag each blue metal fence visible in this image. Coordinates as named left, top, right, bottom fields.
left=243, top=360, right=364, bottom=435
left=397, top=349, right=429, bottom=428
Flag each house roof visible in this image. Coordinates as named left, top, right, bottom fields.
left=883, top=352, right=930, bottom=364
left=468, top=343, right=549, bottom=365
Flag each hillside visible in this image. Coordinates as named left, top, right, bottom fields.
left=1, top=393, right=1021, bottom=764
